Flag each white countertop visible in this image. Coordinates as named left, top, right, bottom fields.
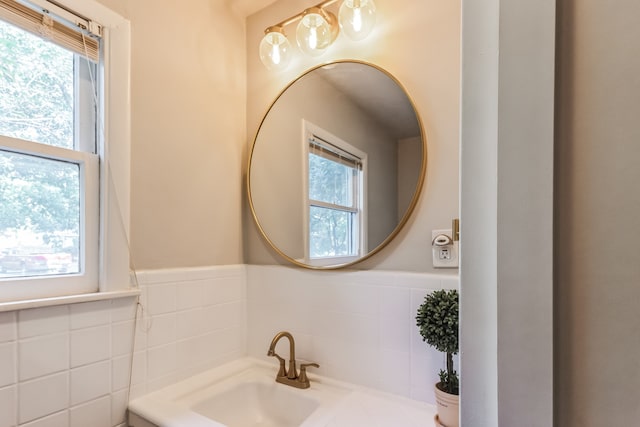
left=129, top=357, right=436, bottom=427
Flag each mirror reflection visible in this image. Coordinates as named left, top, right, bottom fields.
left=248, top=61, right=425, bottom=268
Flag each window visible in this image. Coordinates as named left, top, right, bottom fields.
left=303, top=121, right=366, bottom=265
left=0, top=0, right=131, bottom=303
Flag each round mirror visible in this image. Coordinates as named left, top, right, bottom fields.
left=248, top=60, right=426, bottom=269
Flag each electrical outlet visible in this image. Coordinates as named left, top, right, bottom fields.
left=432, top=229, right=459, bottom=268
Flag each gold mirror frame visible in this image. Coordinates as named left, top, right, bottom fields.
left=247, top=60, right=427, bottom=270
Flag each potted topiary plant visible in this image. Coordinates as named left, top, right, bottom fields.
left=416, top=289, right=459, bottom=427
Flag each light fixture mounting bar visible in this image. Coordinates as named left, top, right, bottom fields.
left=268, top=0, right=340, bottom=30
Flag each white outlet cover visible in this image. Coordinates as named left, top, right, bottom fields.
left=431, top=229, right=459, bottom=268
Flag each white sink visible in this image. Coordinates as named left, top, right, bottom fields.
left=190, top=381, right=318, bottom=427
left=129, top=358, right=349, bottom=427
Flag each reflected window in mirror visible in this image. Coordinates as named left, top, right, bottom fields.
left=303, top=121, right=367, bottom=266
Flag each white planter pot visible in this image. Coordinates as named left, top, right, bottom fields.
left=434, top=383, right=459, bottom=427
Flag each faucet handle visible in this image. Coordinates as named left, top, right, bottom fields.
left=298, top=362, right=320, bottom=386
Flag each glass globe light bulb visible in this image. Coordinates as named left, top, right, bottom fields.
left=339, top=0, right=376, bottom=41
left=259, top=27, right=292, bottom=71
left=296, top=7, right=337, bottom=56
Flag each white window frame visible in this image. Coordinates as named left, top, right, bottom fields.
left=0, top=0, right=132, bottom=308
left=302, top=120, right=367, bottom=266
left=0, top=138, right=100, bottom=299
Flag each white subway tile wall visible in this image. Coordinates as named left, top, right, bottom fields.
left=246, top=265, right=459, bottom=405
left=130, top=266, right=247, bottom=398
left=0, top=265, right=246, bottom=427
left=0, top=385, right=16, bottom=427
left=0, top=264, right=456, bottom=426
left=0, top=298, right=137, bottom=427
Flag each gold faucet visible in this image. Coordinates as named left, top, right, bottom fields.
left=267, top=331, right=319, bottom=389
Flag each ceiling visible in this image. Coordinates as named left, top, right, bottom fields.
left=317, top=63, right=421, bottom=141
left=228, top=0, right=279, bottom=17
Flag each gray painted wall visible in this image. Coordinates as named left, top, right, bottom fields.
left=555, top=0, right=640, bottom=425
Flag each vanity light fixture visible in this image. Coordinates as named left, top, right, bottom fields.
left=259, top=0, right=377, bottom=70
left=296, top=6, right=339, bottom=56
left=259, top=25, right=292, bottom=71
left=338, top=0, right=376, bottom=41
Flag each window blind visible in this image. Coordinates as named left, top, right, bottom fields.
left=309, top=135, right=363, bottom=170
left=0, top=0, right=100, bottom=61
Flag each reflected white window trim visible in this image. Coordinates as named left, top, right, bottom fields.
left=0, top=0, right=131, bottom=303
left=302, top=120, right=367, bottom=266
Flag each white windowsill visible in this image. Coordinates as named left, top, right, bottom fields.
left=0, top=288, right=140, bottom=312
